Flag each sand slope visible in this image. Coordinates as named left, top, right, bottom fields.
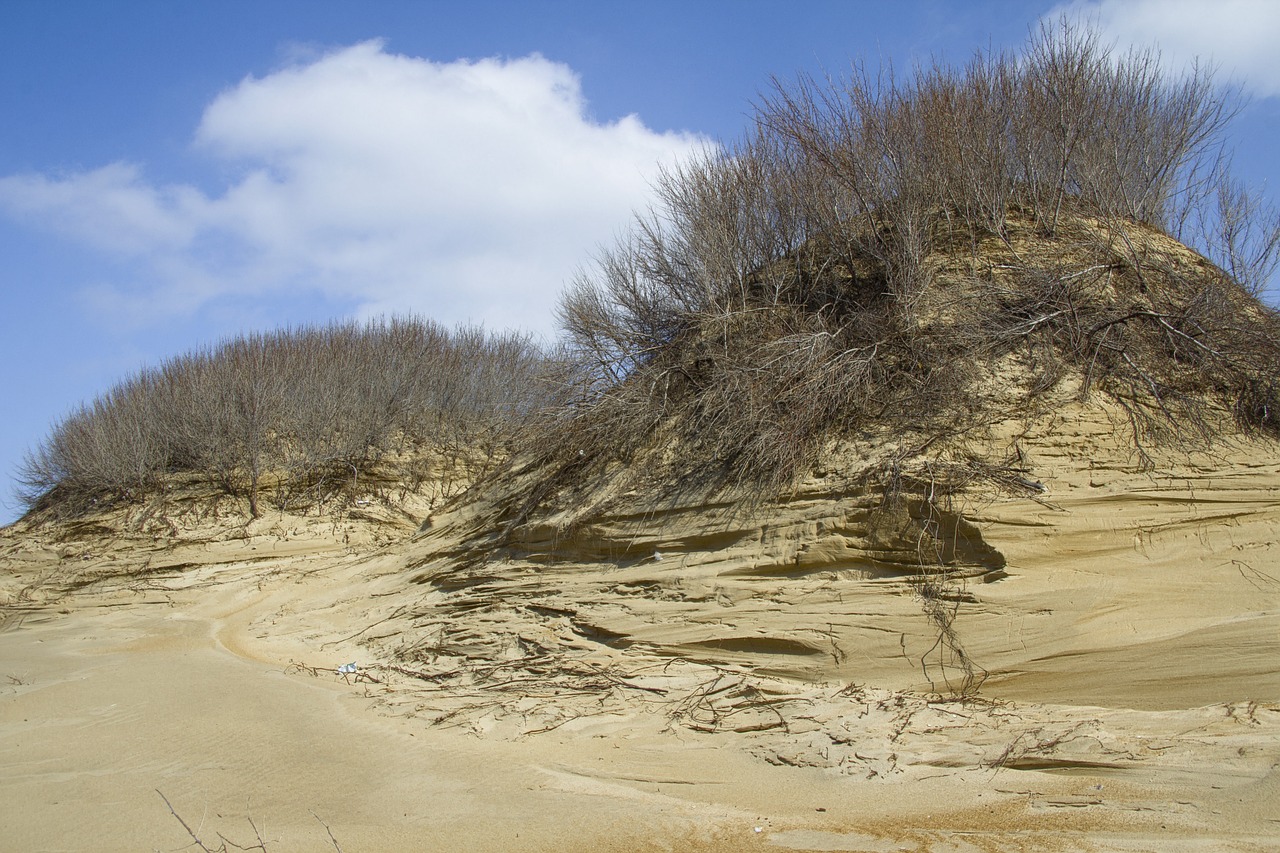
left=2, top=408, right=1279, bottom=852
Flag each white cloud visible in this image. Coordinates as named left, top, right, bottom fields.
left=0, top=163, right=204, bottom=255
left=1047, top=0, right=1280, bottom=97
left=0, top=41, right=708, bottom=336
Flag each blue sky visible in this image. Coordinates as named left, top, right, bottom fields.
left=2, top=0, right=1278, bottom=523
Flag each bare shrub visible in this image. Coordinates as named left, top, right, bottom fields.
left=18, top=318, right=554, bottom=518
left=1192, top=167, right=1280, bottom=297
left=18, top=380, right=172, bottom=512
left=528, top=18, right=1276, bottom=503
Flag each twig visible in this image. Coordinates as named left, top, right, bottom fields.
left=311, top=811, right=344, bottom=853
left=321, top=604, right=410, bottom=649
left=156, top=789, right=220, bottom=853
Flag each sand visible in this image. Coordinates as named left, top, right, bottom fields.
left=2, top=406, right=1279, bottom=852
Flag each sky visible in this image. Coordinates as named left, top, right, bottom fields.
left=2, top=0, right=1279, bottom=524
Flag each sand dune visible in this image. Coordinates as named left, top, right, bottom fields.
left=2, top=403, right=1279, bottom=852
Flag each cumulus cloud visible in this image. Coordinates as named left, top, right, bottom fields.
left=0, top=41, right=708, bottom=335
left=1046, top=0, right=1280, bottom=97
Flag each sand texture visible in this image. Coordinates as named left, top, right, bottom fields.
left=2, top=405, right=1279, bottom=852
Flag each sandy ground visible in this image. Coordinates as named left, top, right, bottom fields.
left=2, top=413, right=1279, bottom=852
left=7, top=570, right=1275, bottom=853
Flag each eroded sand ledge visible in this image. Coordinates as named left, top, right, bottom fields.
left=2, top=411, right=1279, bottom=852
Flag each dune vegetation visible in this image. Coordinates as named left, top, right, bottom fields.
left=18, top=20, right=1280, bottom=531
left=18, top=318, right=554, bottom=518
left=537, top=22, right=1280, bottom=503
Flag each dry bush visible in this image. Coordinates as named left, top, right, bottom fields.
left=18, top=318, right=556, bottom=518
left=486, top=20, right=1280, bottom=569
